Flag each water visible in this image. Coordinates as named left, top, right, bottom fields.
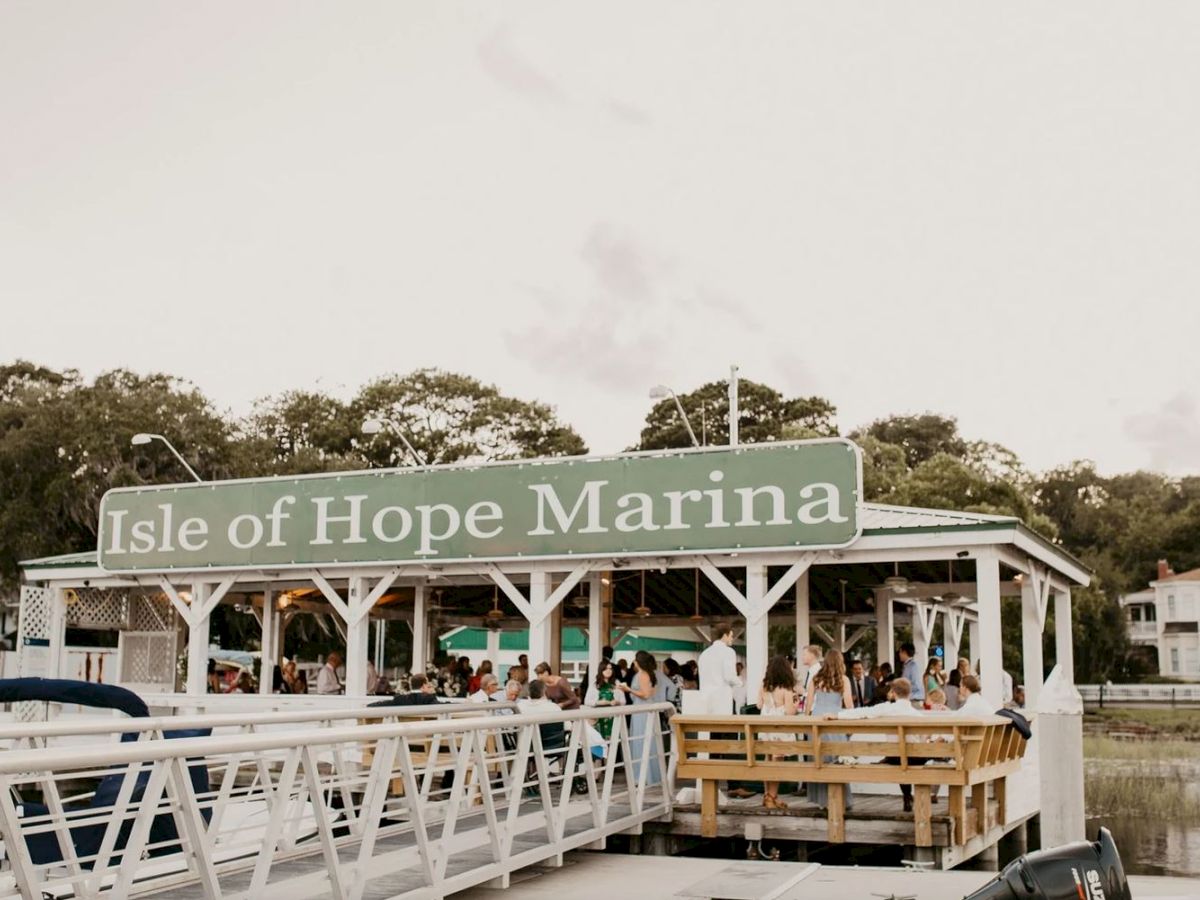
left=1088, top=816, right=1200, bottom=878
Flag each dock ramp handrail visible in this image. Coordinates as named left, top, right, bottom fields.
left=0, top=702, right=675, bottom=899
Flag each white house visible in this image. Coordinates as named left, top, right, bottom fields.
left=1123, top=560, right=1200, bottom=679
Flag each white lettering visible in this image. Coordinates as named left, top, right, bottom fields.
left=157, top=504, right=175, bottom=553
left=105, top=510, right=128, bottom=554
left=228, top=514, right=264, bottom=549
left=311, top=495, right=368, bottom=545
left=615, top=492, right=660, bottom=532
left=415, top=503, right=461, bottom=556
left=663, top=490, right=702, bottom=530
left=130, top=519, right=156, bottom=554
left=464, top=501, right=504, bottom=539
left=178, top=517, right=208, bottom=552
left=266, top=495, right=295, bottom=547
left=527, top=481, right=609, bottom=536
left=371, top=506, right=413, bottom=543
left=704, top=471, right=729, bottom=528
left=735, top=485, right=790, bottom=526
left=797, top=482, right=848, bottom=524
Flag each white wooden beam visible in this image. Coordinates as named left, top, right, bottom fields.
left=309, top=571, right=351, bottom=623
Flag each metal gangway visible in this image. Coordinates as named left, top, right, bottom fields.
left=0, top=701, right=675, bottom=899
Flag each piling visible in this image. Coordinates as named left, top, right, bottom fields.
left=1037, top=666, right=1085, bottom=846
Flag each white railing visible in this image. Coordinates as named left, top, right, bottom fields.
left=0, top=702, right=675, bottom=899
left=1126, top=622, right=1158, bottom=640
left=1078, top=683, right=1200, bottom=705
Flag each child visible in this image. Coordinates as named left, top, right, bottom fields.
left=926, top=687, right=949, bottom=711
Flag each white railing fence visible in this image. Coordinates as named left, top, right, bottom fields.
left=0, top=703, right=675, bottom=900
left=1077, top=683, right=1200, bottom=705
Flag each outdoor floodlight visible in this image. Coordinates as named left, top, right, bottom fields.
left=647, top=384, right=699, bottom=447
left=360, top=418, right=428, bottom=466
left=130, top=433, right=202, bottom=482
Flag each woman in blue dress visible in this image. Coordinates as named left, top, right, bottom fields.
left=619, top=651, right=664, bottom=787
left=803, top=650, right=854, bottom=810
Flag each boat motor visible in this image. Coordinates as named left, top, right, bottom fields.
left=964, top=828, right=1131, bottom=900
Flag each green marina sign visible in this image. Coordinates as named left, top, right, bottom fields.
left=98, top=439, right=863, bottom=572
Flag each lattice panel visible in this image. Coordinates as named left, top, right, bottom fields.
left=15, top=586, right=53, bottom=722
left=120, top=632, right=177, bottom=687
left=65, top=588, right=130, bottom=630
left=129, top=594, right=173, bottom=632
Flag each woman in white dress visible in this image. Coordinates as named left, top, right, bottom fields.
left=758, top=655, right=798, bottom=809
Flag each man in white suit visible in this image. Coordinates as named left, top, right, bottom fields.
left=698, top=622, right=740, bottom=714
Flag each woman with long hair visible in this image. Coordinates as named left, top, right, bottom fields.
left=758, top=654, right=798, bottom=809
left=805, top=650, right=854, bottom=810
left=585, top=659, right=626, bottom=739
left=618, top=651, right=665, bottom=786
left=924, top=657, right=945, bottom=699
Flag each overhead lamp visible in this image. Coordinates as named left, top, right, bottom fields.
left=648, top=384, right=699, bottom=447
left=131, top=433, right=202, bottom=482
left=361, top=417, right=428, bottom=466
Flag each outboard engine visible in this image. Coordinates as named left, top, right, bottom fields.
left=965, top=828, right=1131, bottom=900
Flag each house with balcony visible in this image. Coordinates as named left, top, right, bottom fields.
left=1123, top=560, right=1200, bottom=679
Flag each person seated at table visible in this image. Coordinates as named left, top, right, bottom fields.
left=925, top=688, right=949, bottom=711
left=956, top=675, right=996, bottom=717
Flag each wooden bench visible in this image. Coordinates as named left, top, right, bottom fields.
left=672, top=714, right=1027, bottom=847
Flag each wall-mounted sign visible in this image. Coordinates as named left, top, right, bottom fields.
left=98, top=439, right=862, bottom=572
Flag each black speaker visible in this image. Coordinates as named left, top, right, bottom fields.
left=964, top=828, right=1131, bottom=900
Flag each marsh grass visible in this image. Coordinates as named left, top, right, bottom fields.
left=1086, top=708, right=1200, bottom=739
left=1083, top=735, right=1200, bottom=760
left=1086, top=767, right=1200, bottom=820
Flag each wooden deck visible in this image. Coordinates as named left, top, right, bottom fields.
left=652, top=789, right=1029, bottom=869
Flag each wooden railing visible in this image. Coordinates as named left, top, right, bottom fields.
left=672, top=714, right=1027, bottom=847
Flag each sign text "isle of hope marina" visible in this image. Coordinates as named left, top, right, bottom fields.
left=97, top=440, right=863, bottom=571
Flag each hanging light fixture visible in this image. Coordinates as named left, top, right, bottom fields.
left=486, top=585, right=504, bottom=622
left=941, top=560, right=962, bottom=603
left=883, top=561, right=909, bottom=594
left=689, top=569, right=705, bottom=622
left=634, top=570, right=652, bottom=618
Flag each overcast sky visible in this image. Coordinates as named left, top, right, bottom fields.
left=3, top=3, right=1198, bottom=476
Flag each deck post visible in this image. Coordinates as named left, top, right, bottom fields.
left=1037, top=666, right=1085, bottom=846
left=975, top=553, right=1004, bottom=708
left=1021, top=576, right=1046, bottom=709
left=186, top=583, right=211, bottom=697
left=412, top=584, right=427, bottom=675
left=795, top=570, right=810, bottom=658
left=587, top=574, right=603, bottom=683
left=912, top=601, right=933, bottom=679
left=1054, top=587, right=1074, bottom=682
left=528, top=572, right=553, bottom=668
left=875, top=591, right=894, bottom=670
left=259, top=589, right=275, bottom=695
left=700, top=779, right=718, bottom=838
left=913, top=785, right=933, bottom=847
left=345, top=577, right=370, bottom=699
left=827, top=782, right=846, bottom=842
left=486, top=626, right=501, bottom=671
left=744, top=566, right=769, bottom=703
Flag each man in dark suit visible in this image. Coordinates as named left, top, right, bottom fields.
left=369, top=672, right=442, bottom=707
left=849, top=659, right=876, bottom=709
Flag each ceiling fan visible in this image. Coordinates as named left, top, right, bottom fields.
left=938, top=560, right=965, bottom=604
left=484, top=584, right=504, bottom=625
left=634, top=570, right=652, bottom=618
left=882, top=561, right=910, bottom=594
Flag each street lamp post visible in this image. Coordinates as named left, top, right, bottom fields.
left=361, top=418, right=428, bottom=466
left=648, top=385, right=700, bottom=448
left=130, top=433, right=202, bottom=482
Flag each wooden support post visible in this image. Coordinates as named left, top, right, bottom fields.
left=700, top=779, right=718, bottom=838
left=528, top=572, right=553, bottom=668
left=345, top=576, right=370, bottom=700
left=948, top=785, right=967, bottom=844
left=259, top=589, right=275, bottom=695
left=1022, top=568, right=1048, bottom=709
left=587, top=574, right=603, bottom=681
left=745, top=566, right=769, bottom=703
left=827, top=782, right=846, bottom=843
left=995, top=776, right=1007, bottom=827
left=913, top=785, right=933, bottom=847
left=972, top=782, right=988, bottom=833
